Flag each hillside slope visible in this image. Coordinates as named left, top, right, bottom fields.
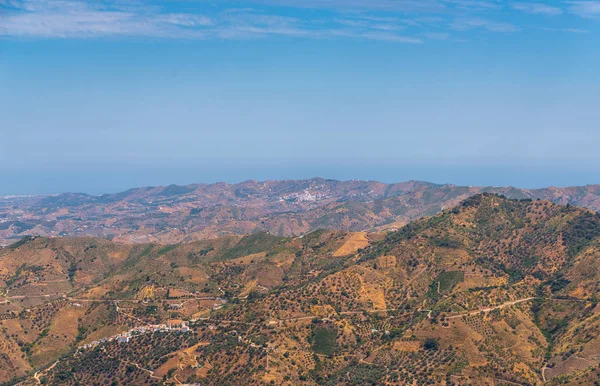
left=2, top=195, right=600, bottom=385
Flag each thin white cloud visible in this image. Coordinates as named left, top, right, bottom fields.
left=220, top=0, right=448, bottom=12
left=423, top=31, right=451, bottom=39
left=214, top=25, right=317, bottom=39
left=443, top=0, right=502, bottom=11
left=567, top=1, right=600, bottom=18
left=330, top=29, right=423, bottom=43
left=451, top=17, right=521, bottom=32
left=212, top=0, right=502, bottom=12
left=399, top=16, right=445, bottom=26
left=512, top=2, right=563, bottom=15
left=0, top=1, right=210, bottom=38
left=0, top=0, right=592, bottom=41
left=153, top=13, right=213, bottom=27
left=334, top=15, right=405, bottom=31
left=542, top=26, right=589, bottom=32
left=359, top=31, right=423, bottom=43
left=0, top=0, right=426, bottom=42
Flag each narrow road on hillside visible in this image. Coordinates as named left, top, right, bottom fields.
left=6, top=294, right=219, bottom=302
left=406, top=267, right=428, bottom=285
left=104, top=352, right=161, bottom=381
left=446, top=297, right=536, bottom=319
left=542, top=364, right=548, bottom=382
left=33, top=360, right=59, bottom=384
left=123, top=360, right=161, bottom=380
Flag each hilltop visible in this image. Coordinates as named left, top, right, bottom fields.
left=2, top=194, right=600, bottom=384
left=2, top=178, right=600, bottom=246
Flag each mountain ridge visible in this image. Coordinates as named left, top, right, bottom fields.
left=2, top=178, right=600, bottom=246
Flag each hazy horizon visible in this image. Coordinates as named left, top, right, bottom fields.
left=2, top=162, right=600, bottom=196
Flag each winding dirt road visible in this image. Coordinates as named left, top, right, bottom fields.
left=446, top=297, right=536, bottom=320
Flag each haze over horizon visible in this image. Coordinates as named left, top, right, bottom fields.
left=2, top=162, right=600, bottom=196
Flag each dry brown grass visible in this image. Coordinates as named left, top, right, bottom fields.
left=136, top=285, right=156, bottom=300
left=229, top=252, right=267, bottom=266
left=168, top=288, right=193, bottom=298
left=30, top=306, right=85, bottom=367
left=333, top=232, right=370, bottom=257
left=392, top=340, right=420, bottom=352
left=454, top=273, right=507, bottom=292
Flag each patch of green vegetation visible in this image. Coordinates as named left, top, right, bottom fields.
left=359, top=220, right=425, bottom=262
left=133, top=305, right=158, bottom=317
left=5, top=264, right=26, bottom=287
left=136, top=245, right=154, bottom=258
left=530, top=299, right=555, bottom=360
left=562, top=211, right=600, bottom=257
left=187, top=247, right=214, bottom=263
left=157, top=244, right=178, bottom=256
left=189, top=207, right=203, bottom=215
left=311, top=326, right=337, bottom=356
left=68, top=262, right=77, bottom=282
left=76, top=326, right=88, bottom=343
left=449, top=355, right=469, bottom=375
left=221, top=232, right=284, bottom=261
left=39, top=328, right=50, bottom=339
left=427, top=280, right=440, bottom=300
left=159, top=184, right=196, bottom=197
left=146, top=305, right=158, bottom=314
left=522, top=255, right=540, bottom=268
left=423, top=337, right=439, bottom=351
left=461, top=194, right=489, bottom=208
left=28, top=265, right=45, bottom=273
left=300, top=229, right=330, bottom=244
left=430, top=235, right=462, bottom=249
left=546, top=273, right=570, bottom=293
left=8, top=221, right=36, bottom=233
left=9, top=235, right=37, bottom=249
left=438, top=271, right=464, bottom=293
left=324, top=364, right=386, bottom=386
left=121, top=245, right=154, bottom=270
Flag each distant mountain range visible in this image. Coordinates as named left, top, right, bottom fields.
left=1, top=178, right=600, bottom=245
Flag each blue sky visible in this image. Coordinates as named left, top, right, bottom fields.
left=1, top=0, right=599, bottom=194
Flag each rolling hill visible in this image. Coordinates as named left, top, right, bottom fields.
left=2, top=194, right=600, bottom=384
